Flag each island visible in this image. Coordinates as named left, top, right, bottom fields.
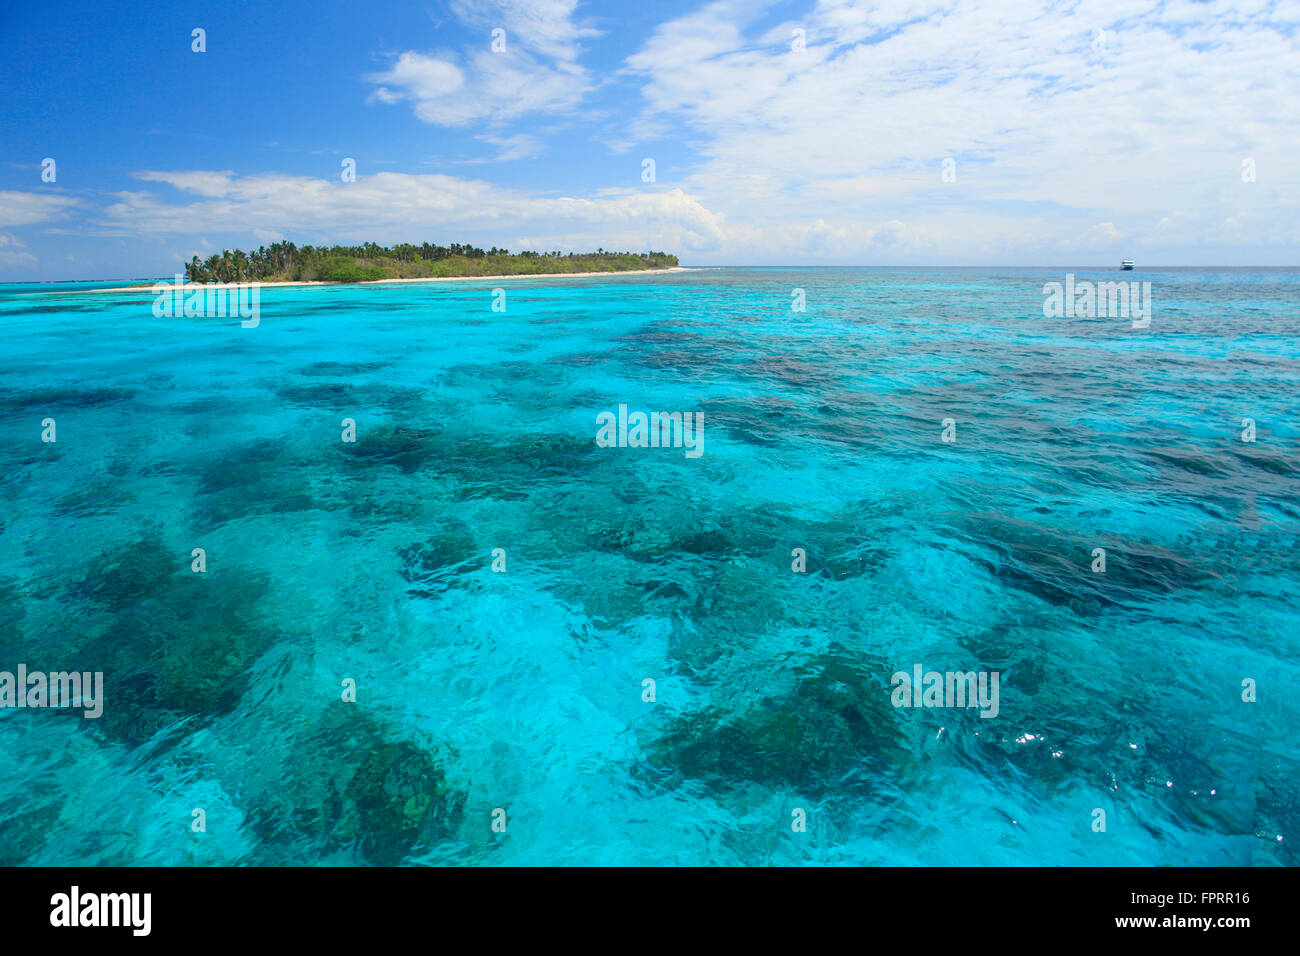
left=178, top=242, right=679, bottom=284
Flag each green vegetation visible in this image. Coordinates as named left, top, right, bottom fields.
left=181, top=241, right=679, bottom=283
left=315, top=257, right=387, bottom=283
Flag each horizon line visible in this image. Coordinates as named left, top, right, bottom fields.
left=5, top=264, right=1300, bottom=285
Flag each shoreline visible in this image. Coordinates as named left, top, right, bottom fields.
left=57, top=266, right=694, bottom=295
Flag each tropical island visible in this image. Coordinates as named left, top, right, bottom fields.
left=178, top=241, right=679, bottom=284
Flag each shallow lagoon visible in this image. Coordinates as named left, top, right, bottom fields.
left=0, top=267, right=1296, bottom=865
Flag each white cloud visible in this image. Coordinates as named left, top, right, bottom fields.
left=0, top=232, right=37, bottom=266
left=95, top=170, right=727, bottom=253
left=366, top=0, right=600, bottom=128
left=448, top=0, right=600, bottom=62
left=367, top=48, right=589, bottom=127
left=367, top=53, right=465, bottom=105
left=134, top=170, right=238, bottom=198
left=0, top=190, right=81, bottom=228
left=473, top=133, right=547, bottom=161
left=618, top=0, right=1300, bottom=262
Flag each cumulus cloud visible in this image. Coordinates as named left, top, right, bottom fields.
left=134, top=170, right=238, bottom=198
left=0, top=190, right=81, bottom=228
left=97, top=170, right=727, bottom=252
left=368, top=49, right=589, bottom=126
left=366, top=0, right=600, bottom=127
left=620, top=0, right=1300, bottom=262
left=448, top=0, right=600, bottom=62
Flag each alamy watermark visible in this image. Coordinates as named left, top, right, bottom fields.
left=0, top=664, right=103, bottom=718
left=890, top=664, right=1000, bottom=718
left=152, top=273, right=260, bottom=328
left=596, top=403, right=704, bottom=458
left=50, top=886, right=150, bottom=935
left=1043, top=274, right=1151, bottom=328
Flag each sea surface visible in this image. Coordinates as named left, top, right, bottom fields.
left=0, top=267, right=1296, bottom=866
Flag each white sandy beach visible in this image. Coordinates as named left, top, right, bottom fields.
left=60, top=266, right=694, bottom=294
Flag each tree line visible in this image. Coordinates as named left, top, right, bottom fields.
left=182, top=241, right=679, bottom=283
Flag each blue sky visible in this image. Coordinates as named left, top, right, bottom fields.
left=2, top=0, right=1297, bottom=279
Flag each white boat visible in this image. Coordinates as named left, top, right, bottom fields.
left=1121, top=259, right=1135, bottom=270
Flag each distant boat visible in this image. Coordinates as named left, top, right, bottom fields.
left=1121, top=259, right=1135, bottom=270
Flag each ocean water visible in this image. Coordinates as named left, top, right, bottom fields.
left=0, top=267, right=1296, bottom=866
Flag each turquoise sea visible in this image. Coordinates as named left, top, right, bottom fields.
left=0, top=267, right=1296, bottom=866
